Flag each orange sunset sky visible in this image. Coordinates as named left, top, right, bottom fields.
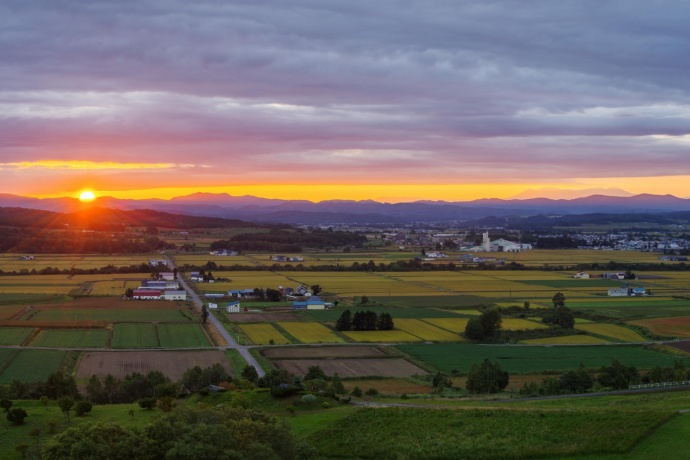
left=2, top=2, right=689, bottom=203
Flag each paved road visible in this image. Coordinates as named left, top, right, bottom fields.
left=165, top=256, right=266, bottom=377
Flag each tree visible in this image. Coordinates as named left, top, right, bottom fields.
left=466, top=359, right=510, bottom=394
left=74, top=400, right=93, bottom=416
left=464, top=317, right=485, bottom=341
left=542, top=305, right=575, bottom=329
left=7, top=407, right=27, bottom=426
left=201, top=306, right=209, bottom=324
left=265, top=288, right=282, bottom=302
left=479, top=308, right=502, bottom=340
left=0, top=398, right=12, bottom=412
left=559, top=364, right=594, bottom=394
left=311, top=284, right=322, bottom=296
left=138, top=397, right=157, bottom=411
left=377, top=312, right=394, bottom=331
left=431, top=371, right=452, bottom=389
left=104, top=374, right=120, bottom=403
left=552, top=292, right=566, bottom=307
left=57, top=396, right=74, bottom=421
left=335, top=309, right=352, bottom=331
left=304, top=366, right=326, bottom=381
left=241, top=365, right=259, bottom=384
left=86, top=375, right=106, bottom=403
left=330, top=373, right=346, bottom=395
left=598, top=359, right=639, bottom=390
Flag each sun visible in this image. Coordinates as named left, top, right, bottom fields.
left=79, top=190, right=96, bottom=202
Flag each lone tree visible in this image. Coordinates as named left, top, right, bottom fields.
left=552, top=292, right=566, bottom=307
left=542, top=305, right=575, bottom=329
left=57, top=397, right=74, bottom=421
left=311, top=284, right=322, bottom=296
left=7, top=407, right=27, bottom=426
left=466, top=359, right=509, bottom=394
left=464, top=308, right=502, bottom=341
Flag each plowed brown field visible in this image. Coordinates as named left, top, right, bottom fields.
left=262, top=346, right=388, bottom=359
left=273, top=358, right=425, bottom=378
left=76, top=350, right=231, bottom=380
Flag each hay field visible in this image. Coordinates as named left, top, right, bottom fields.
left=0, top=327, right=35, bottom=345
left=240, top=324, right=291, bottom=345
left=341, top=330, right=421, bottom=343
left=393, top=319, right=461, bottom=341
left=277, top=322, right=344, bottom=343
left=421, top=318, right=469, bottom=334
left=0, top=350, right=67, bottom=383
left=0, top=254, right=156, bottom=272
left=276, top=272, right=449, bottom=297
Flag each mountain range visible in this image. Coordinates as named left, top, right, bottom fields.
left=2, top=192, right=690, bottom=225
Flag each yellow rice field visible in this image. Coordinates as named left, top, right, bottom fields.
left=341, top=330, right=421, bottom=343
left=277, top=322, right=344, bottom=343
left=393, top=318, right=461, bottom=341
left=502, top=318, right=549, bottom=331
left=575, top=323, right=648, bottom=342
left=422, top=318, right=469, bottom=334
left=520, top=335, right=611, bottom=345
left=240, top=324, right=291, bottom=345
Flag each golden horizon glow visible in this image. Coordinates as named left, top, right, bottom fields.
left=24, top=175, right=690, bottom=202
left=79, top=190, right=96, bottom=202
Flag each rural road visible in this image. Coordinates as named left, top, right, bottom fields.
left=165, top=256, right=266, bottom=377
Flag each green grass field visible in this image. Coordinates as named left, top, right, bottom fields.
left=110, top=323, right=159, bottom=348
left=396, top=344, right=690, bottom=374
left=30, top=329, right=109, bottom=348
left=157, top=323, right=212, bottom=348
left=31, top=308, right=189, bottom=322
left=0, top=350, right=67, bottom=383
left=305, top=406, right=673, bottom=459
left=0, top=327, right=35, bottom=345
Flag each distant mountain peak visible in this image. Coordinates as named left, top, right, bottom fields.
left=510, top=187, right=634, bottom=200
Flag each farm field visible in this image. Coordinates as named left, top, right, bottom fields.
left=568, top=298, right=690, bottom=319
left=305, top=406, right=673, bottom=459
left=277, top=322, right=345, bottom=343
left=273, top=358, right=426, bottom=378
left=0, top=254, right=157, bottom=272
left=111, top=323, right=159, bottom=348
left=393, top=318, right=461, bottom=341
left=30, top=328, right=109, bottom=348
left=575, top=323, right=648, bottom=342
left=157, top=323, right=212, bottom=348
left=261, top=346, right=389, bottom=359
left=30, top=307, right=192, bottom=322
left=520, top=335, right=611, bottom=345
left=421, top=317, right=469, bottom=333
left=0, top=304, right=26, bottom=320
left=0, top=275, right=83, bottom=294
left=305, top=306, right=464, bottom=322
left=75, top=350, right=231, bottom=381
left=0, top=350, right=67, bottom=383
left=240, top=323, right=291, bottom=345
left=341, top=330, right=422, bottom=343
left=396, top=344, right=690, bottom=373
left=629, top=317, right=690, bottom=338
left=228, top=312, right=300, bottom=323
left=0, top=326, right=34, bottom=345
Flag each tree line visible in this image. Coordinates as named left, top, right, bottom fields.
left=334, top=309, right=394, bottom=331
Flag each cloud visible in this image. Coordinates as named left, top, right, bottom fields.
left=1, top=0, right=689, bottom=195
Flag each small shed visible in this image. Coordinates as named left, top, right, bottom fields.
left=227, top=301, right=241, bottom=313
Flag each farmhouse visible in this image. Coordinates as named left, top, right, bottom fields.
left=573, top=272, right=590, bottom=279
left=631, top=287, right=647, bottom=296
left=133, top=289, right=162, bottom=300
left=603, top=272, right=626, bottom=280
left=149, top=259, right=167, bottom=266
left=159, top=272, right=176, bottom=281
left=292, top=296, right=326, bottom=310
left=608, top=287, right=630, bottom=297
left=162, top=290, right=187, bottom=301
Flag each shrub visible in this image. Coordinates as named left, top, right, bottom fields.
left=351, top=386, right=363, bottom=397
left=74, top=401, right=93, bottom=417
left=7, top=407, right=28, bottom=426
left=365, top=388, right=379, bottom=396
left=301, top=394, right=317, bottom=405
left=322, top=402, right=331, bottom=409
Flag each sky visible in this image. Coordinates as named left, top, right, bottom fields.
left=1, top=0, right=689, bottom=202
